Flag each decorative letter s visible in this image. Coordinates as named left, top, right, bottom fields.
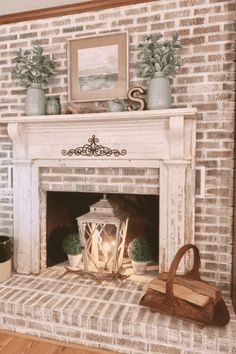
left=127, top=86, right=146, bottom=111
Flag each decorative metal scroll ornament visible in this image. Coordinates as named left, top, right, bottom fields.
left=61, top=135, right=127, bottom=157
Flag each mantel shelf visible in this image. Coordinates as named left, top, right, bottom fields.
left=4, top=107, right=197, bottom=162
left=0, top=107, right=197, bottom=124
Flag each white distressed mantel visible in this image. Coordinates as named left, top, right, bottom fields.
left=2, top=108, right=197, bottom=274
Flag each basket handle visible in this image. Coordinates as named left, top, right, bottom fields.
left=165, top=244, right=201, bottom=303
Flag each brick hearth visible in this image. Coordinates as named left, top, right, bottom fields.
left=0, top=269, right=235, bottom=354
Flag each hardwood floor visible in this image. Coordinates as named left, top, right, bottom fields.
left=0, top=330, right=116, bottom=354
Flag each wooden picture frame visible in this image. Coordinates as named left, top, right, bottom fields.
left=67, top=32, right=129, bottom=102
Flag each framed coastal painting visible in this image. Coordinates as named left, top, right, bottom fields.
left=67, top=31, right=129, bottom=102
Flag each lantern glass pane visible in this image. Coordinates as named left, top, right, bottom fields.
left=117, top=218, right=129, bottom=267
left=84, top=222, right=118, bottom=272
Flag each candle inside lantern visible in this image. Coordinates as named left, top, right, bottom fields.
left=103, top=241, right=111, bottom=263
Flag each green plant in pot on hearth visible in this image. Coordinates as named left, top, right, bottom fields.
left=12, top=46, right=56, bottom=116
left=62, top=232, right=83, bottom=268
left=137, top=33, right=182, bottom=110
left=128, top=237, right=153, bottom=275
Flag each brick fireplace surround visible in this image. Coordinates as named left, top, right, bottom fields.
left=0, top=0, right=235, bottom=353
left=2, top=108, right=196, bottom=274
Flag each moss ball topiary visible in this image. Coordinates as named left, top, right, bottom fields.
left=127, top=237, right=153, bottom=262
left=62, top=232, right=82, bottom=255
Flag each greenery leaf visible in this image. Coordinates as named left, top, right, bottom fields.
left=137, top=33, right=182, bottom=79
left=11, top=46, right=56, bottom=88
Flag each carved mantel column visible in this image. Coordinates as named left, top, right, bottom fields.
left=159, top=160, right=195, bottom=273
left=158, top=113, right=196, bottom=273
left=12, top=160, right=33, bottom=273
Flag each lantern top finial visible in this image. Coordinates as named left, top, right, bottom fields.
left=90, top=195, right=118, bottom=215
left=77, top=195, right=128, bottom=223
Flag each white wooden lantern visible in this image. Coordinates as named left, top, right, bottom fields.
left=77, top=195, right=129, bottom=273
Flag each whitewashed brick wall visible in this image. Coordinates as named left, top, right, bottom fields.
left=40, top=167, right=159, bottom=194
left=0, top=0, right=235, bottom=294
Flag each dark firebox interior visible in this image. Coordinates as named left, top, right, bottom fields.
left=46, top=192, right=159, bottom=267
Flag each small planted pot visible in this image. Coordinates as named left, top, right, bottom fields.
left=67, top=253, right=82, bottom=268
left=108, top=99, right=125, bottom=112
left=62, top=232, right=82, bottom=267
left=46, top=96, right=61, bottom=115
left=131, top=260, right=149, bottom=275
left=128, top=238, right=152, bottom=275
left=0, top=236, right=11, bottom=282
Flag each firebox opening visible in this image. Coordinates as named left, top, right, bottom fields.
left=46, top=191, right=159, bottom=268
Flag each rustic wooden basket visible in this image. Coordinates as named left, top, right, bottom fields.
left=140, top=244, right=230, bottom=327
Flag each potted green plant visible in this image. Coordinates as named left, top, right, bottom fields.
left=12, top=46, right=56, bottom=116
left=137, top=33, right=181, bottom=110
left=62, top=232, right=83, bottom=268
left=127, top=237, right=153, bottom=275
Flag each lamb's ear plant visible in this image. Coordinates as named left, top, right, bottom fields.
left=137, top=33, right=182, bottom=79
left=12, top=46, right=56, bottom=88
